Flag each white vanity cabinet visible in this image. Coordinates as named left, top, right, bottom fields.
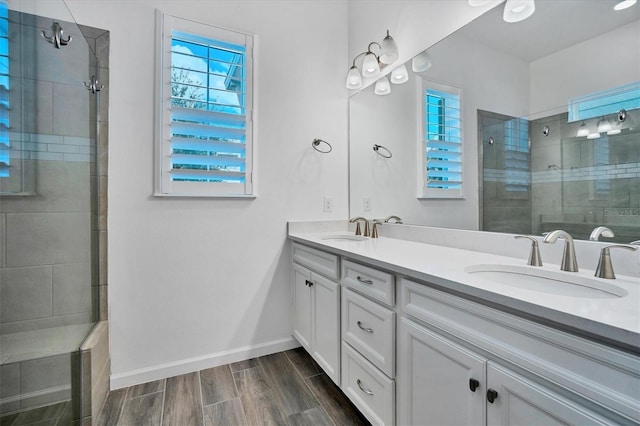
left=292, top=243, right=341, bottom=384
left=399, top=278, right=640, bottom=425
left=341, top=260, right=396, bottom=426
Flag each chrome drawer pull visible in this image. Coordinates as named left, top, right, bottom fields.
left=356, top=276, right=373, bottom=285
left=357, top=321, right=374, bottom=333
left=357, top=379, right=374, bottom=395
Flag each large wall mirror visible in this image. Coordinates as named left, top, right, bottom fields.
left=349, top=0, right=639, bottom=243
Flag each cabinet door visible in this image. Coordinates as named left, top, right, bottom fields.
left=398, top=319, right=486, bottom=426
left=293, top=263, right=312, bottom=351
left=486, top=362, right=609, bottom=425
left=312, top=273, right=341, bottom=385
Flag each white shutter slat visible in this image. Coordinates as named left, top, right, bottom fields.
left=171, top=153, right=245, bottom=168
left=172, top=106, right=245, bottom=127
left=171, top=137, right=245, bottom=154
left=171, top=121, right=245, bottom=141
left=170, top=168, right=245, bottom=181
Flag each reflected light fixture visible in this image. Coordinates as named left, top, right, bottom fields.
left=374, top=76, right=391, bottom=95
left=502, top=0, right=536, bottom=23
left=587, top=132, right=601, bottom=140
left=597, top=117, right=612, bottom=133
left=346, top=31, right=399, bottom=90
left=576, top=121, right=589, bottom=137
left=614, top=0, right=637, bottom=10
left=390, top=64, right=409, bottom=84
left=412, top=51, right=432, bottom=73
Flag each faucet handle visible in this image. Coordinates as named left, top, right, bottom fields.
left=371, top=220, right=383, bottom=238
left=514, top=235, right=543, bottom=266
left=595, top=245, right=638, bottom=279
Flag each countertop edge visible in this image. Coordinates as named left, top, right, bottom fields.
left=288, top=234, right=640, bottom=354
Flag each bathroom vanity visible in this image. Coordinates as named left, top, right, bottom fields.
left=289, top=223, right=640, bottom=425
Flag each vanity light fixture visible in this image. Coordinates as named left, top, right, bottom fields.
left=374, top=76, right=391, bottom=95
left=390, top=64, right=409, bottom=84
left=411, top=50, right=432, bottom=73
left=346, top=30, right=400, bottom=90
left=597, top=117, right=612, bottom=133
left=576, top=121, right=589, bottom=137
left=587, top=132, right=601, bottom=140
left=503, top=0, right=536, bottom=23
left=380, top=30, right=399, bottom=64
left=614, top=0, right=637, bottom=10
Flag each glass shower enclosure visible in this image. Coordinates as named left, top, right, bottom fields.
left=0, top=0, right=106, bottom=422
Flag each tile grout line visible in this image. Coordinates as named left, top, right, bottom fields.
left=284, top=350, right=336, bottom=425
left=197, top=370, right=205, bottom=426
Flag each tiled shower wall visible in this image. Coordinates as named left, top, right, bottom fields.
left=0, top=10, right=109, bottom=418
left=482, top=108, right=639, bottom=243
left=530, top=110, right=639, bottom=242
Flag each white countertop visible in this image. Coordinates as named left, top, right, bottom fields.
left=289, top=230, right=640, bottom=353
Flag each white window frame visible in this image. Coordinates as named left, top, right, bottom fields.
left=154, top=11, right=255, bottom=198
left=417, top=80, right=464, bottom=199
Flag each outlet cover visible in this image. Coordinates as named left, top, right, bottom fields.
left=324, top=196, right=334, bottom=212
left=363, top=197, right=371, bottom=212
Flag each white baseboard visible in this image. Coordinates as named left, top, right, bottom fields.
left=109, top=336, right=300, bottom=390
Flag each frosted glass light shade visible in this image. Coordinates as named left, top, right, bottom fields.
left=412, top=51, right=432, bottom=72
left=576, top=122, right=589, bottom=137
left=597, top=118, right=612, bottom=133
left=614, top=0, right=637, bottom=10
left=503, top=0, right=535, bottom=23
left=374, top=76, right=391, bottom=95
left=362, top=52, right=380, bottom=77
left=346, top=66, right=363, bottom=90
left=587, top=133, right=601, bottom=140
left=380, top=31, right=399, bottom=64
left=390, top=64, right=409, bottom=84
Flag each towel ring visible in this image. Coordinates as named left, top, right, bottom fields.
left=373, top=144, right=392, bottom=158
left=312, top=138, right=332, bottom=153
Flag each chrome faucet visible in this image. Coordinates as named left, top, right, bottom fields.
left=384, top=215, right=403, bottom=224
left=349, top=217, right=370, bottom=237
left=543, top=230, right=578, bottom=272
left=589, top=226, right=614, bottom=241
left=371, top=219, right=383, bottom=238
left=595, top=245, right=638, bottom=279
left=514, top=235, right=543, bottom=266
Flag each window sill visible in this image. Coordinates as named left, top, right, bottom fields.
left=152, top=192, right=256, bottom=200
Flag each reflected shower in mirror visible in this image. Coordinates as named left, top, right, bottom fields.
left=348, top=0, right=640, bottom=242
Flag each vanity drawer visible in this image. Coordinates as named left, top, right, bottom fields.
left=342, top=288, right=395, bottom=378
left=342, top=259, right=394, bottom=306
left=292, top=242, right=340, bottom=280
left=341, top=342, right=395, bottom=426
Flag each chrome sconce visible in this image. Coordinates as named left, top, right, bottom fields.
left=346, top=30, right=399, bottom=93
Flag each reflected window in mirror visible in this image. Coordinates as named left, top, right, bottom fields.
left=421, top=81, right=463, bottom=199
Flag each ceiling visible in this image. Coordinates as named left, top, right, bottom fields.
left=457, top=0, right=640, bottom=63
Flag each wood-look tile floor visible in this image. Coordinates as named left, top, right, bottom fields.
left=96, top=348, right=370, bottom=426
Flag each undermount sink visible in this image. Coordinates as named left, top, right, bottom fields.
left=320, top=234, right=367, bottom=242
left=464, top=264, right=628, bottom=299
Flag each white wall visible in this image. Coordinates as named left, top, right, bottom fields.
left=530, top=20, right=640, bottom=116
left=65, top=0, right=349, bottom=388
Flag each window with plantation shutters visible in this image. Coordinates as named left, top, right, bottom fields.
left=155, top=12, right=254, bottom=197
left=420, top=81, right=463, bottom=198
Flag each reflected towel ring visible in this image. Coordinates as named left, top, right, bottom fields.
left=373, top=144, right=392, bottom=158
left=312, top=138, right=332, bottom=153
